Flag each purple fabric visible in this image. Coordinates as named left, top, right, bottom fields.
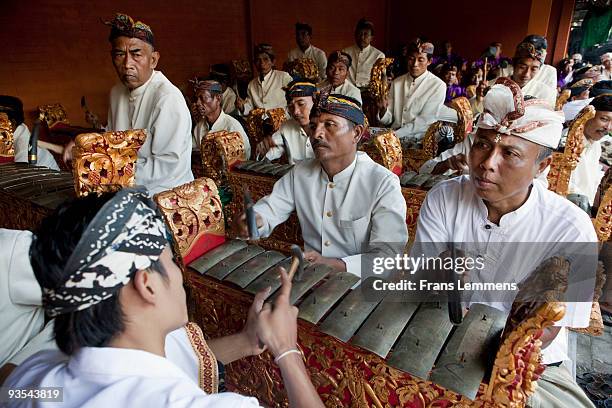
left=445, top=84, right=465, bottom=103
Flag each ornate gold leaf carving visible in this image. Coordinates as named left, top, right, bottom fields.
left=0, top=113, right=15, bottom=159
left=283, top=58, right=319, bottom=82
left=38, top=103, right=69, bottom=128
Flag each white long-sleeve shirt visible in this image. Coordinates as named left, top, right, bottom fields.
left=287, top=45, right=327, bottom=81
left=413, top=176, right=597, bottom=364
left=379, top=71, right=446, bottom=140
left=243, top=70, right=293, bottom=116
left=5, top=346, right=261, bottom=408
left=263, top=119, right=314, bottom=164
left=317, top=79, right=362, bottom=104
left=13, top=124, right=60, bottom=171
left=568, top=137, right=604, bottom=206
left=107, top=70, right=194, bottom=195
left=521, top=76, right=557, bottom=108
left=253, top=152, right=408, bottom=277
left=342, top=44, right=385, bottom=88
left=193, top=111, right=251, bottom=160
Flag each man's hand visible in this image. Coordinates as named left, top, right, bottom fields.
left=303, top=250, right=346, bottom=272
left=256, top=136, right=277, bottom=158
left=256, top=267, right=299, bottom=357
left=241, top=287, right=271, bottom=356
left=235, top=96, right=245, bottom=113
left=62, top=140, right=76, bottom=165
left=377, top=97, right=389, bottom=118
left=432, top=153, right=468, bottom=175
left=232, top=211, right=264, bottom=239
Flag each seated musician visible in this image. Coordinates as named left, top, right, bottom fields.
left=439, top=64, right=465, bottom=103
left=235, top=44, right=293, bottom=116
left=191, top=79, right=250, bottom=159
left=419, top=81, right=552, bottom=188
left=0, top=227, right=218, bottom=388
left=4, top=190, right=324, bottom=408
left=256, top=80, right=315, bottom=164
left=235, top=94, right=408, bottom=277
left=511, top=41, right=557, bottom=107
left=63, top=13, right=194, bottom=195
left=287, top=22, right=327, bottom=82
left=209, top=64, right=239, bottom=117
left=377, top=40, right=446, bottom=140
left=522, top=35, right=558, bottom=91
left=342, top=18, right=385, bottom=88
left=317, top=51, right=362, bottom=103
left=562, top=78, right=594, bottom=122
left=568, top=95, right=612, bottom=207
left=0, top=95, right=59, bottom=170
left=414, top=80, right=596, bottom=408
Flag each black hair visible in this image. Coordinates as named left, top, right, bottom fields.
left=355, top=18, right=374, bottom=36
left=590, top=95, right=612, bottom=113
left=295, top=22, right=312, bottom=35
left=590, top=81, right=612, bottom=98
left=30, top=193, right=167, bottom=355
left=536, top=145, right=554, bottom=163
left=522, top=34, right=548, bottom=51
left=0, top=95, right=25, bottom=126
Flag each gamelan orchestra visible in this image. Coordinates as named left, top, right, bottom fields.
left=1, top=8, right=612, bottom=408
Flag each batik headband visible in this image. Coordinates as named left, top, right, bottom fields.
left=328, top=51, right=352, bottom=68
left=284, top=80, right=317, bottom=101
left=106, top=13, right=155, bottom=47
left=317, top=93, right=365, bottom=125
left=190, top=78, right=223, bottom=94
left=514, top=42, right=545, bottom=63
left=41, top=188, right=168, bottom=317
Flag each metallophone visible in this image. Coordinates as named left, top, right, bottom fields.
left=153, top=176, right=567, bottom=408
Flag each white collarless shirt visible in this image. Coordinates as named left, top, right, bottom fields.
left=287, top=45, right=328, bottom=81
left=568, top=137, right=604, bottom=205
left=5, top=346, right=261, bottom=408
left=107, top=70, right=194, bottom=195
left=263, top=119, right=314, bottom=164
left=13, top=124, right=60, bottom=170
left=317, top=79, right=362, bottom=104
left=253, top=152, right=408, bottom=277
left=342, top=44, right=385, bottom=88
left=414, top=176, right=597, bottom=364
left=243, top=70, right=293, bottom=115
left=221, top=87, right=238, bottom=116
left=193, top=111, right=251, bottom=159
left=379, top=71, right=447, bottom=140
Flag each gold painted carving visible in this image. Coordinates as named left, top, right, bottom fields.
left=594, top=183, right=612, bottom=242
left=284, top=58, right=319, bottom=82
left=368, top=57, right=394, bottom=104
left=0, top=113, right=15, bottom=160
left=231, top=59, right=253, bottom=82
left=199, top=130, right=245, bottom=186
left=547, top=105, right=595, bottom=196
left=360, top=130, right=402, bottom=173
left=245, top=108, right=287, bottom=156
left=38, top=103, right=69, bottom=128
left=449, top=96, right=474, bottom=144
left=72, top=129, right=146, bottom=196
left=403, top=122, right=441, bottom=172
left=154, top=177, right=224, bottom=262
left=555, top=89, right=571, bottom=111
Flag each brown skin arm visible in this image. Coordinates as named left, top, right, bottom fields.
left=0, top=363, right=16, bottom=386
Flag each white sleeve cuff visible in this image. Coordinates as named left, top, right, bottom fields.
left=341, top=254, right=362, bottom=278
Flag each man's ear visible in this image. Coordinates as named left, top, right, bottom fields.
left=150, top=51, right=160, bottom=69
left=353, top=124, right=365, bottom=144
left=537, top=155, right=553, bottom=176
left=132, top=269, right=157, bottom=304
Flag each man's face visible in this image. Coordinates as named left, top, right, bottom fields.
left=288, top=96, right=314, bottom=127
left=296, top=29, right=311, bottom=49
left=444, top=42, right=452, bottom=54
left=155, top=246, right=188, bottom=329
left=469, top=129, right=546, bottom=204
left=444, top=69, right=457, bottom=85
left=603, top=58, right=612, bottom=70
left=111, top=36, right=159, bottom=90
left=407, top=51, right=430, bottom=78
left=327, top=61, right=349, bottom=86
left=512, top=58, right=541, bottom=87
left=309, top=112, right=360, bottom=163
left=584, top=110, right=612, bottom=141
left=195, top=90, right=221, bottom=119
left=494, top=44, right=502, bottom=58
left=255, top=53, right=273, bottom=75
left=355, top=28, right=372, bottom=49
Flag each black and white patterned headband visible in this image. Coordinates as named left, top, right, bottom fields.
left=42, top=188, right=169, bottom=317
